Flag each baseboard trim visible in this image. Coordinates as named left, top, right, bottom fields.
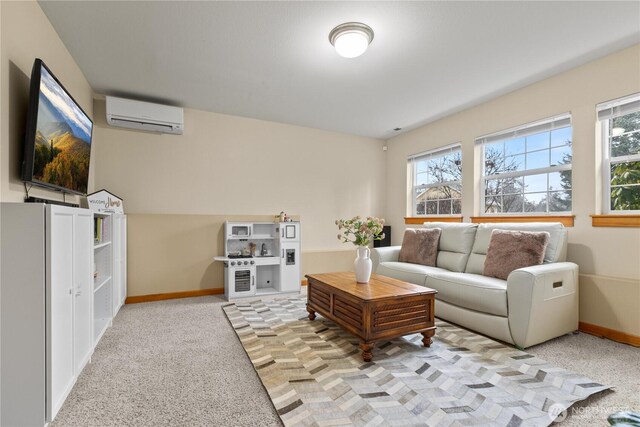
left=125, top=288, right=224, bottom=304
left=578, top=321, right=640, bottom=347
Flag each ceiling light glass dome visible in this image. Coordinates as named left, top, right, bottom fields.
left=329, top=22, right=374, bottom=59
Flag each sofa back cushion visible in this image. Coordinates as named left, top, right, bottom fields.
left=483, top=230, right=550, bottom=280
left=422, top=222, right=478, bottom=272
left=398, top=228, right=441, bottom=266
left=465, top=222, right=567, bottom=275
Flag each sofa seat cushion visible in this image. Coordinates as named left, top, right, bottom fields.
left=425, top=272, right=508, bottom=317
left=376, top=262, right=448, bottom=286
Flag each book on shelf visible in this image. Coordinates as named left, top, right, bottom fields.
left=94, top=217, right=105, bottom=243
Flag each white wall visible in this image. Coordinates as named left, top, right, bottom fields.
left=385, top=45, right=640, bottom=335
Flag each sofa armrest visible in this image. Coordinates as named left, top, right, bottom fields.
left=507, top=262, right=579, bottom=348
left=371, top=246, right=401, bottom=271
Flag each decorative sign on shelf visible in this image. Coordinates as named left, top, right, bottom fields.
left=86, top=189, right=124, bottom=214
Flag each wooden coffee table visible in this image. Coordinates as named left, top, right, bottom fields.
left=305, top=272, right=437, bottom=362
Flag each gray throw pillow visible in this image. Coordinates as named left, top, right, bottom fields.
left=484, top=229, right=550, bottom=280
left=398, top=228, right=441, bottom=267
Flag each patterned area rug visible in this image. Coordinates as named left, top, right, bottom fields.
left=222, top=298, right=609, bottom=427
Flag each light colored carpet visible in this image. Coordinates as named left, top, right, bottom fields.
left=52, top=295, right=639, bottom=426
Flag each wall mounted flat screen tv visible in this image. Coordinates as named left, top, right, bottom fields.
left=21, top=58, right=93, bottom=195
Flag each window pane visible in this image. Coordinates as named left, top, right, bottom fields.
left=503, top=154, right=525, bottom=173
left=524, top=173, right=547, bottom=193
left=551, top=127, right=572, bottom=147
left=452, top=199, right=462, bottom=214
left=415, top=172, right=429, bottom=186
left=438, top=199, right=452, bottom=215
left=611, top=161, right=640, bottom=186
left=612, top=111, right=640, bottom=134
left=550, top=145, right=572, bottom=167
left=485, top=196, right=501, bottom=213
left=415, top=201, right=426, bottom=215
left=610, top=131, right=640, bottom=158
left=416, top=159, right=428, bottom=173
left=485, top=141, right=504, bottom=158
left=549, top=171, right=571, bottom=191
left=526, top=132, right=550, bottom=151
left=436, top=185, right=460, bottom=199
left=439, top=155, right=459, bottom=183
left=504, top=194, right=523, bottom=213
left=549, top=191, right=572, bottom=212
left=485, top=178, right=500, bottom=195
left=526, top=150, right=550, bottom=170
left=505, top=137, right=525, bottom=156
left=610, top=185, right=640, bottom=211
left=425, top=200, right=438, bottom=215
left=426, top=159, right=440, bottom=184
left=501, top=176, right=523, bottom=195
left=524, top=192, right=547, bottom=212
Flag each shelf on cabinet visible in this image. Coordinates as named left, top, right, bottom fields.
left=94, top=240, right=111, bottom=249
left=94, top=276, right=112, bottom=293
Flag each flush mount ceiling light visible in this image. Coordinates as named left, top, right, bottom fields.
left=329, top=22, right=374, bottom=58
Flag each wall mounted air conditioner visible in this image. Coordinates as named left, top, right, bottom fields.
left=106, top=96, right=184, bottom=135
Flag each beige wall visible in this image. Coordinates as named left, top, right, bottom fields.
left=386, top=45, right=640, bottom=336
left=126, top=213, right=355, bottom=297
left=92, top=101, right=386, bottom=296
left=0, top=1, right=94, bottom=204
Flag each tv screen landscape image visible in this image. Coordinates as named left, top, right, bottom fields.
left=22, top=59, right=93, bottom=195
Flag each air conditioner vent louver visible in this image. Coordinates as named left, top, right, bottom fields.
left=106, top=96, right=184, bottom=135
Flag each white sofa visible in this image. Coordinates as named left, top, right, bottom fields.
left=372, top=222, right=578, bottom=349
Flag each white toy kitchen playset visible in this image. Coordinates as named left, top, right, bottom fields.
left=215, top=221, right=301, bottom=300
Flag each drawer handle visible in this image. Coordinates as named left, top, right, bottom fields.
left=553, top=281, right=563, bottom=289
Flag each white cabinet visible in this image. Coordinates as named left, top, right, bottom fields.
left=73, top=211, right=93, bottom=378
left=226, top=223, right=252, bottom=238
left=279, top=223, right=299, bottom=241
left=1, top=203, right=93, bottom=426
left=279, top=241, right=301, bottom=292
left=112, top=214, right=127, bottom=314
left=218, top=221, right=301, bottom=300
left=224, top=265, right=256, bottom=299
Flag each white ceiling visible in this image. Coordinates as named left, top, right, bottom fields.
left=39, top=1, right=640, bottom=139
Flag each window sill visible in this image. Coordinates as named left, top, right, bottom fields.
left=591, top=215, right=640, bottom=227
left=470, top=215, right=575, bottom=227
left=404, top=216, right=463, bottom=225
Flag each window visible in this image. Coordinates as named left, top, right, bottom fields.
left=598, top=93, right=640, bottom=213
left=477, top=114, right=572, bottom=214
left=409, top=144, right=462, bottom=216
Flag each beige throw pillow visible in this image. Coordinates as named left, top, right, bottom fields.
left=398, top=228, right=441, bottom=267
left=484, top=229, right=550, bottom=280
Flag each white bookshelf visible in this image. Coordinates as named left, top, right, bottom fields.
left=93, top=213, right=113, bottom=343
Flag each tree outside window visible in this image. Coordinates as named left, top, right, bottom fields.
left=607, top=111, right=640, bottom=211
left=411, top=145, right=462, bottom=216
left=479, top=115, right=572, bottom=214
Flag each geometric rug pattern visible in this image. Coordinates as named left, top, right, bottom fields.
left=222, top=298, right=609, bottom=427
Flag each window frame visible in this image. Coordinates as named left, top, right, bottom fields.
left=408, top=143, right=462, bottom=217
left=477, top=113, right=573, bottom=216
left=599, top=93, right=640, bottom=215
